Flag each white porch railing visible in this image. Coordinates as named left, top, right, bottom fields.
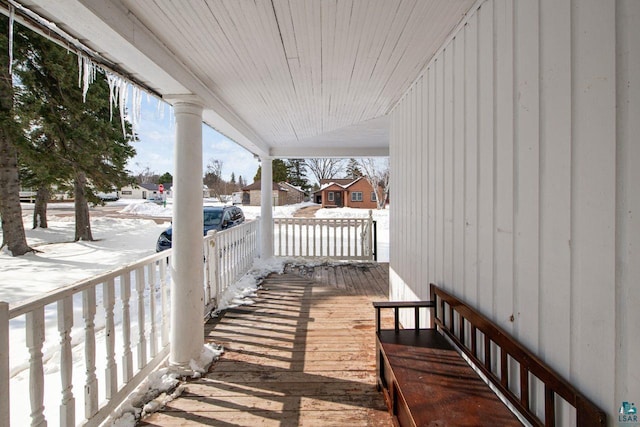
left=0, top=219, right=260, bottom=427
left=0, top=250, right=172, bottom=427
left=273, top=212, right=374, bottom=260
left=204, top=219, right=260, bottom=310
left=0, top=215, right=375, bottom=426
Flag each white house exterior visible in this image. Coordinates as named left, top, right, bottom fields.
left=389, top=1, right=639, bottom=420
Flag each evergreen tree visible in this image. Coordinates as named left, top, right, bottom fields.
left=285, top=159, right=309, bottom=190
left=253, top=159, right=288, bottom=183
left=158, top=172, right=173, bottom=184
left=0, top=18, right=32, bottom=255
left=16, top=31, right=136, bottom=241
left=345, top=158, right=363, bottom=180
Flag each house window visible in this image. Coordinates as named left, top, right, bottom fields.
left=371, top=192, right=377, bottom=202
left=351, top=191, right=363, bottom=202
left=122, top=190, right=132, bottom=195
left=328, top=192, right=334, bottom=202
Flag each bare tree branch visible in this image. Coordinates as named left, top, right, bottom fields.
left=304, top=158, right=345, bottom=184
left=358, top=158, right=389, bottom=209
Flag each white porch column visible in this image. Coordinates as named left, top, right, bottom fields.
left=260, top=157, right=274, bottom=259
left=168, top=98, right=204, bottom=367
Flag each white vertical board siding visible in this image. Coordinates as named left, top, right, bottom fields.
left=389, top=0, right=640, bottom=420
left=616, top=0, right=640, bottom=410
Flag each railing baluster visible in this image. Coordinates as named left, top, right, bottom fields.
left=333, top=219, right=337, bottom=256
left=520, top=365, right=530, bottom=410
left=340, top=219, right=344, bottom=257
left=319, top=220, right=324, bottom=256
left=148, top=264, right=157, bottom=358
left=545, top=384, right=556, bottom=427
left=26, top=307, right=46, bottom=427
left=484, top=334, right=491, bottom=370
left=500, top=348, right=509, bottom=388
left=83, top=287, right=99, bottom=419
left=121, top=272, right=133, bottom=383
left=103, top=278, right=117, bottom=399
left=347, top=219, right=352, bottom=257
left=135, top=267, right=147, bottom=370
left=158, top=255, right=168, bottom=347
left=279, top=218, right=283, bottom=256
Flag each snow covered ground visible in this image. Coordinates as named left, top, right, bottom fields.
left=0, top=199, right=389, bottom=426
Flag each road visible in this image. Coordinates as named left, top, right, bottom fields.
left=20, top=201, right=170, bottom=224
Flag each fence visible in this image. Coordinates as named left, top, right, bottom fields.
left=0, top=250, right=171, bottom=427
left=204, top=220, right=260, bottom=310
left=0, top=215, right=376, bottom=426
left=273, top=211, right=374, bottom=260
left=0, top=219, right=260, bottom=427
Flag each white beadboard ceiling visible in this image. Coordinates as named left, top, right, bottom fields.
left=15, top=0, right=475, bottom=157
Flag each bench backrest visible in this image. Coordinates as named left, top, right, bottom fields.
left=430, top=284, right=606, bottom=427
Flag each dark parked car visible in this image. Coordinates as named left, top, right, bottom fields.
left=156, top=206, right=245, bottom=252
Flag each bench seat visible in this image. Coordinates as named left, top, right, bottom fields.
left=374, top=284, right=607, bottom=427
left=378, top=329, right=522, bottom=426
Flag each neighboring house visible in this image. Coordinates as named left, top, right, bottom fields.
left=278, top=182, right=307, bottom=205
left=120, top=183, right=172, bottom=200
left=241, top=181, right=306, bottom=206
left=313, top=177, right=382, bottom=209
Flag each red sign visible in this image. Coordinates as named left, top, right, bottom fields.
left=158, top=184, right=164, bottom=193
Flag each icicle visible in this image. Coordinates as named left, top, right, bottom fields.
left=131, top=85, right=141, bottom=129
left=106, top=73, right=118, bottom=121
left=78, top=55, right=82, bottom=88
left=8, top=5, right=14, bottom=76
left=119, top=79, right=128, bottom=136
left=156, top=98, right=165, bottom=119
left=77, top=55, right=96, bottom=102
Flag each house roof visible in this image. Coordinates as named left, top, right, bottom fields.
left=242, top=181, right=287, bottom=192
left=138, top=183, right=173, bottom=191
left=313, top=177, right=369, bottom=194
left=319, top=179, right=354, bottom=187
left=278, top=182, right=306, bottom=194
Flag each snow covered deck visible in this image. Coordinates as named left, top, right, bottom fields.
left=140, top=263, right=393, bottom=426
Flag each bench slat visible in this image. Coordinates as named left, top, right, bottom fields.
left=378, top=330, right=522, bottom=427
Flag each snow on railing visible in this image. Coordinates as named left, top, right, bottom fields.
left=204, top=220, right=260, bottom=310
left=273, top=211, right=374, bottom=260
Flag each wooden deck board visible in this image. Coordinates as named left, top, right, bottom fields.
left=140, top=263, right=392, bottom=427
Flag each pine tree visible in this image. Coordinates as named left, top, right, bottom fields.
left=158, top=172, right=173, bottom=184
left=345, top=158, right=363, bottom=180
left=0, top=18, right=32, bottom=255
left=16, top=30, right=136, bottom=241
left=253, top=159, right=288, bottom=183
left=285, top=159, right=309, bottom=190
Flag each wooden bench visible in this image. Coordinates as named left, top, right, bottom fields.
left=373, top=283, right=607, bottom=427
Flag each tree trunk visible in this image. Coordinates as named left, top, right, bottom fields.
left=0, top=47, right=32, bottom=255
left=33, top=186, right=49, bottom=229
left=74, top=172, right=93, bottom=241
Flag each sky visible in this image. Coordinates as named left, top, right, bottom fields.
left=127, top=94, right=260, bottom=183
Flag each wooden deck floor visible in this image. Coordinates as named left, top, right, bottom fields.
left=140, top=263, right=393, bottom=427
